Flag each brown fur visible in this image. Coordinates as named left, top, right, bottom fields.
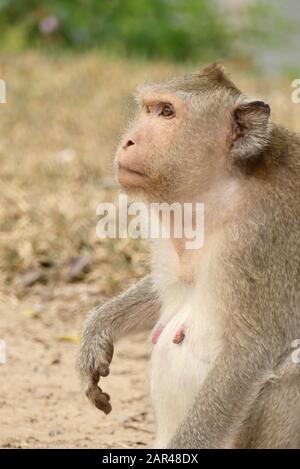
left=79, top=63, right=300, bottom=448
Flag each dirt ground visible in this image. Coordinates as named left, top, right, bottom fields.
left=0, top=284, right=155, bottom=449
left=0, top=53, right=165, bottom=449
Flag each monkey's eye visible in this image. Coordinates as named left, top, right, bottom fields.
left=159, top=103, right=175, bottom=118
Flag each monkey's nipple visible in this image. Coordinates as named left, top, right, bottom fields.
left=152, top=324, right=164, bottom=344
left=172, top=324, right=186, bottom=345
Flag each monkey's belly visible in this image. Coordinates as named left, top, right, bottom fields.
left=150, top=307, right=221, bottom=448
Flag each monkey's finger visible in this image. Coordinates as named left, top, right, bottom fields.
left=90, top=370, right=100, bottom=385
left=94, top=389, right=112, bottom=415
left=98, top=364, right=110, bottom=377
left=95, top=396, right=112, bottom=415
left=102, top=392, right=110, bottom=401
left=86, top=385, right=112, bottom=415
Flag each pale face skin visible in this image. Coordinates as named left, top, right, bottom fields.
left=115, top=91, right=188, bottom=198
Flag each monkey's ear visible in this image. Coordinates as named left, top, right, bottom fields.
left=229, top=100, right=271, bottom=161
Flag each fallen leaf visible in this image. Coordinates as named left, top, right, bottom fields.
left=21, top=303, right=45, bottom=319
left=57, top=334, right=80, bottom=344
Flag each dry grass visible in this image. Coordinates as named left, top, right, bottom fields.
left=0, top=52, right=300, bottom=449
left=0, top=52, right=299, bottom=298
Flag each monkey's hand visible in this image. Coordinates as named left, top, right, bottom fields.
left=79, top=323, right=114, bottom=415
left=79, top=276, right=160, bottom=415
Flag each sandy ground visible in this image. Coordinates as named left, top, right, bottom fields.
left=0, top=284, right=155, bottom=449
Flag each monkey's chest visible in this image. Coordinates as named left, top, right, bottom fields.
left=150, top=304, right=222, bottom=447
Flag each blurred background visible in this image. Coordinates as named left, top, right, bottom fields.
left=0, top=0, right=299, bottom=449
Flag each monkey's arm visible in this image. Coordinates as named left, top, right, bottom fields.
left=79, top=275, right=160, bottom=414
left=169, top=340, right=273, bottom=449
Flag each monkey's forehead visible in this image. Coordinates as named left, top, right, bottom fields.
left=135, top=75, right=211, bottom=94
left=134, top=84, right=188, bottom=104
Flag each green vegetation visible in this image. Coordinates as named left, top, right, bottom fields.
left=0, top=0, right=277, bottom=61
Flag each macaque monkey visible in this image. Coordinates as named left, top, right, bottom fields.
left=79, top=64, right=300, bottom=448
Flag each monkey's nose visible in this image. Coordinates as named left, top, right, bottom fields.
left=123, top=139, right=135, bottom=149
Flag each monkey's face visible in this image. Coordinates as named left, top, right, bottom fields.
left=115, top=87, right=227, bottom=203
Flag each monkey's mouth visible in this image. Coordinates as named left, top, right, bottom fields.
left=118, top=163, right=146, bottom=177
